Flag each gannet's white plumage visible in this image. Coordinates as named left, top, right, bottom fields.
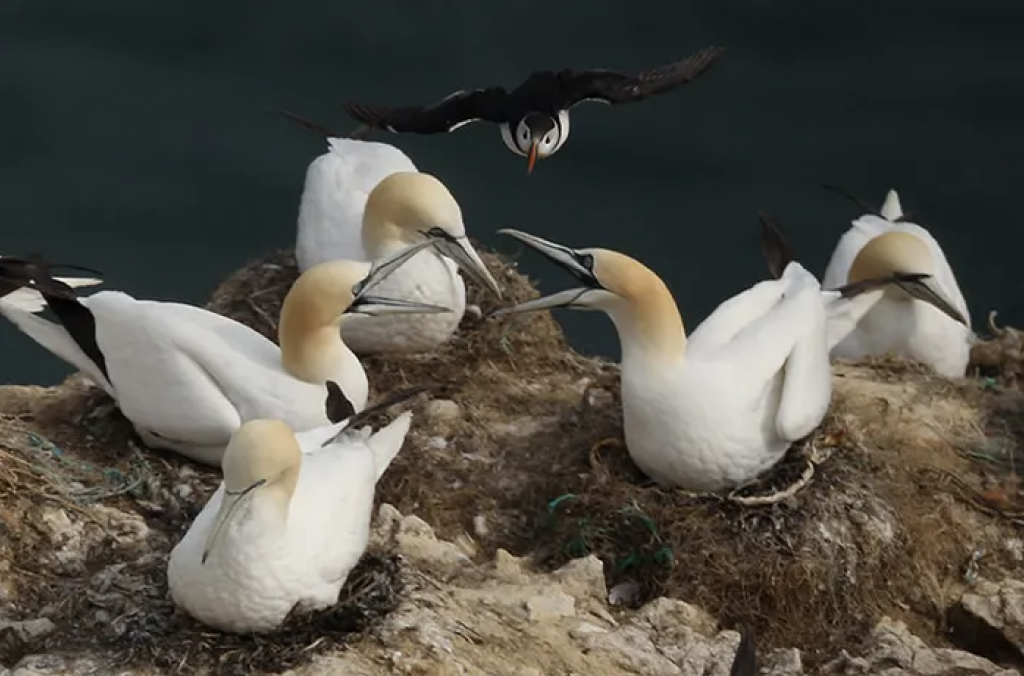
left=295, top=137, right=417, bottom=271
left=494, top=229, right=838, bottom=491
left=167, top=411, right=412, bottom=633
left=821, top=189, right=972, bottom=378
left=336, top=171, right=502, bottom=355
left=0, top=242, right=446, bottom=466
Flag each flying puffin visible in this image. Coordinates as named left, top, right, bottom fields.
left=341, top=45, right=724, bottom=173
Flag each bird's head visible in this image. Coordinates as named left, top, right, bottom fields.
left=501, top=113, right=567, bottom=173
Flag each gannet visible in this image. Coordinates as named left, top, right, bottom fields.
left=0, top=240, right=447, bottom=466
left=492, top=222, right=955, bottom=491
left=340, top=46, right=723, bottom=174
left=167, top=382, right=416, bottom=634
left=820, top=187, right=972, bottom=378
left=337, top=171, right=502, bottom=354
left=283, top=107, right=419, bottom=272
left=283, top=110, right=502, bottom=350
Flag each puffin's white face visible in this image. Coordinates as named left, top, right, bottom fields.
left=500, top=112, right=571, bottom=173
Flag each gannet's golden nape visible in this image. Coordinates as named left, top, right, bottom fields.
left=492, top=228, right=685, bottom=357
left=202, top=419, right=302, bottom=565
left=362, top=171, right=502, bottom=298
left=844, top=231, right=968, bottom=326
left=278, top=240, right=452, bottom=382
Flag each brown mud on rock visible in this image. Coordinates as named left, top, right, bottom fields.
left=1, top=247, right=1024, bottom=673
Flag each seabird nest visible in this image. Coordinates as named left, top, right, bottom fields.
left=1, top=245, right=1023, bottom=671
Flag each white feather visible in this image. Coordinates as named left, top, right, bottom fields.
left=295, top=137, right=417, bottom=272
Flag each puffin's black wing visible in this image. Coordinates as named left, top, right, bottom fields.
left=342, top=87, right=510, bottom=135
left=557, top=45, right=724, bottom=108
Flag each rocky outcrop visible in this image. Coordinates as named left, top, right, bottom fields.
left=2, top=249, right=1024, bottom=675
left=4, top=505, right=1021, bottom=676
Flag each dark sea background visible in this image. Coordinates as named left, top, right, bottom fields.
left=2, top=0, right=1022, bottom=385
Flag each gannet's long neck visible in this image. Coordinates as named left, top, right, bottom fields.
left=280, top=324, right=362, bottom=385
left=277, top=266, right=365, bottom=390
left=608, top=284, right=687, bottom=372
left=262, top=466, right=299, bottom=524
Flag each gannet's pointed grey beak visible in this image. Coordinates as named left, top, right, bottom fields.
left=490, top=228, right=602, bottom=317
left=490, top=287, right=594, bottom=317
left=202, top=479, right=266, bottom=565
left=421, top=228, right=502, bottom=298
left=345, top=239, right=454, bottom=317
left=347, top=295, right=453, bottom=317
left=832, top=272, right=969, bottom=326
left=498, top=229, right=595, bottom=283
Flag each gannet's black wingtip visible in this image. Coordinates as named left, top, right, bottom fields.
left=757, top=211, right=794, bottom=280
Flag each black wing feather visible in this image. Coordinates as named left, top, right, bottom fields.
left=560, top=45, right=724, bottom=108
left=342, top=87, right=510, bottom=134
left=0, top=254, right=110, bottom=382
left=758, top=211, right=796, bottom=280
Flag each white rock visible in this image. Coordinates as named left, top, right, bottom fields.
left=525, top=591, right=576, bottom=622
left=424, top=399, right=461, bottom=422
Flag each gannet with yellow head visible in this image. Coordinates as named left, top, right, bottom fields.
left=337, top=171, right=502, bottom=354
left=0, top=241, right=447, bottom=466
left=286, top=112, right=502, bottom=329
left=167, top=387, right=414, bottom=633
left=493, top=219, right=962, bottom=491
left=821, top=187, right=972, bottom=378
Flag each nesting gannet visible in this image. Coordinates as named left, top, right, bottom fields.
left=820, top=186, right=972, bottom=378
left=492, top=222, right=945, bottom=492
left=0, top=254, right=103, bottom=312
left=0, top=241, right=447, bottom=466
left=276, top=109, right=420, bottom=272
left=303, top=169, right=501, bottom=354
left=167, top=382, right=417, bottom=634
left=340, top=46, right=724, bottom=173
left=280, top=110, right=502, bottom=352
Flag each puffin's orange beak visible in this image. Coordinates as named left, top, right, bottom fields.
left=526, top=140, right=538, bottom=174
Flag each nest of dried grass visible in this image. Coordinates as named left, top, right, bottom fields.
left=0, top=380, right=403, bottom=674
left=3, top=245, right=1024, bottom=671
left=969, top=310, right=1024, bottom=389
